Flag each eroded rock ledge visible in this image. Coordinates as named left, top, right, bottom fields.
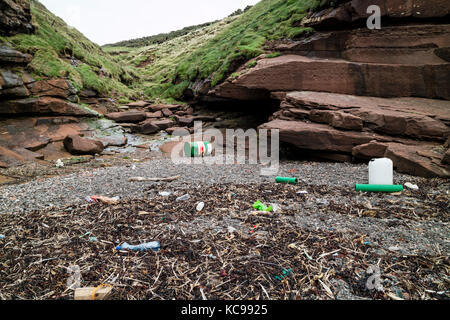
left=206, top=0, right=450, bottom=178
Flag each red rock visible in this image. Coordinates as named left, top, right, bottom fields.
left=213, top=55, right=450, bottom=100
left=99, top=136, right=128, bottom=147
left=259, top=119, right=380, bottom=153
left=0, top=145, right=24, bottom=167
left=286, top=91, right=450, bottom=140
left=0, top=97, right=97, bottom=116
left=176, top=116, right=194, bottom=127
left=330, top=112, right=363, bottom=131
left=105, top=111, right=146, bottom=123
left=148, top=104, right=181, bottom=112
left=23, top=137, right=51, bottom=152
left=153, top=119, right=175, bottom=130
left=159, top=141, right=183, bottom=154
left=63, top=135, right=104, bottom=155
left=28, top=79, right=77, bottom=98
left=165, top=127, right=191, bottom=136
left=137, top=120, right=160, bottom=134
left=352, top=141, right=388, bottom=159
left=126, top=101, right=150, bottom=108
left=12, top=147, right=44, bottom=160
left=384, top=142, right=449, bottom=178
left=162, top=108, right=173, bottom=117
left=146, top=111, right=163, bottom=118
left=302, top=0, right=450, bottom=28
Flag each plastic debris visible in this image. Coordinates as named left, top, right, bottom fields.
left=404, top=182, right=419, bottom=190
left=176, top=194, right=190, bottom=201
left=75, top=284, right=113, bottom=300
left=158, top=191, right=172, bottom=197
left=0, top=235, right=5, bottom=240
left=316, top=199, right=329, bottom=206
left=297, top=190, right=308, bottom=195
left=252, top=201, right=273, bottom=212
left=88, top=195, right=120, bottom=205
left=275, top=177, right=298, bottom=184
left=56, top=159, right=64, bottom=168
left=355, top=184, right=404, bottom=193
left=227, top=226, right=237, bottom=234
left=116, top=241, right=160, bottom=252
left=89, top=237, right=98, bottom=242
left=196, top=202, right=205, bottom=212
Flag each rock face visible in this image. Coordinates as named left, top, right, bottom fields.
left=0, top=0, right=35, bottom=36
left=212, top=55, right=450, bottom=100
left=302, top=0, right=450, bottom=29
left=63, top=135, right=104, bottom=155
left=1, top=97, right=97, bottom=116
left=206, top=0, right=450, bottom=178
left=28, top=79, right=78, bottom=99
left=0, top=46, right=33, bottom=64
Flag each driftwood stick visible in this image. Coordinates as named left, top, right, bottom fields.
left=128, top=175, right=180, bottom=182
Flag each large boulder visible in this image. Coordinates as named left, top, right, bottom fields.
left=384, top=142, right=449, bottom=178
left=137, top=120, right=160, bottom=134
left=153, top=119, right=175, bottom=130
left=63, top=135, right=104, bottom=155
left=0, top=0, right=35, bottom=36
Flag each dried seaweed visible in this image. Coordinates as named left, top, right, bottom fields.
left=0, top=183, right=448, bottom=300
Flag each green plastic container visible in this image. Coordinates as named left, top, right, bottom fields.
left=276, top=177, right=298, bottom=184
left=355, top=184, right=404, bottom=193
left=184, top=141, right=213, bottom=157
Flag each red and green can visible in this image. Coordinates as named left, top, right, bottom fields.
left=184, top=141, right=213, bottom=157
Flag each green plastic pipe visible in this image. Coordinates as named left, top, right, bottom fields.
left=355, top=184, right=404, bottom=193
left=276, top=177, right=298, bottom=184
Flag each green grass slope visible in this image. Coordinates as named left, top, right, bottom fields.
left=105, top=15, right=242, bottom=103
left=121, top=0, right=321, bottom=101
left=0, top=0, right=139, bottom=100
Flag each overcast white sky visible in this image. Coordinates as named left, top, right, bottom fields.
left=39, top=0, right=261, bottom=45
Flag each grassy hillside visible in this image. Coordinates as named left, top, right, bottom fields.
left=0, top=0, right=139, bottom=100
left=105, top=15, right=242, bottom=103
left=114, top=0, right=320, bottom=101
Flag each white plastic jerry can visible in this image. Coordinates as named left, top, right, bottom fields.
left=369, top=158, right=393, bottom=185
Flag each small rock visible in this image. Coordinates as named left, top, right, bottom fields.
left=196, top=202, right=205, bottom=212
left=316, top=199, right=329, bottom=206
left=228, top=226, right=237, bottom=234
left=404, top=182, right=419, bottom=190
left=55, top=159, right=64, bottom=168
left=176, top=194, right=190, bottom=201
